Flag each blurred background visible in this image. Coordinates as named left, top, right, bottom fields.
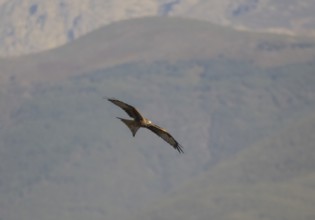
left=1, top=1, right=315, bottom=220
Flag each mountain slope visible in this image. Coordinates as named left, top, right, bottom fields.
left=0, top=17, right=315, bottom=220
left=132, top=112, right=315, bottom=220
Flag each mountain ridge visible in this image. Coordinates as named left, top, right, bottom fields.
left=1, top=17, right=315, bottom=86
left=1, top=0, right=315, bottom=56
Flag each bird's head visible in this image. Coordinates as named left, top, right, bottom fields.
left=144, top=118, right=152, bottom=124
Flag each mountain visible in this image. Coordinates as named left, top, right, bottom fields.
left=0, top=0, right=159, bottom=56
left=132, top=112, right=315, bottom=220
left=0, top=17, right=315, bottom=220
left=1, top=0, right=315, bottom=56
left=172, top=0, right=315, bottom=35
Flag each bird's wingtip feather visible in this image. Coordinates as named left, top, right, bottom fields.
left=104, top=96, right=116, bottom=101
left=177, top=144, right=184, bottom=154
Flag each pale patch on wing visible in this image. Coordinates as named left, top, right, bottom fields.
left=146, top=124, right=184, bottom=153
left=160, top=132, right=176, bottom=146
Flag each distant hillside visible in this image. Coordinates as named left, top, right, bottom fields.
left=0, top=17, right=315, bottom=220
left=1, top=17, right=315, bottom=85
left=132, top=112, right=315, bottom=220
left=1, top=0, right=315, bottom=56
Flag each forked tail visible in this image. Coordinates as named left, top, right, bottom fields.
left=116, top=117, right=140, bottom=137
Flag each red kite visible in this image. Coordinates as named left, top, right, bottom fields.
left=106, top=98, right=183, bottom=153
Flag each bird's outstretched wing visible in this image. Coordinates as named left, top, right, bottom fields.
left=106, top=98, right=144, bottom=121
left=146, top=124, right=184, bottom=153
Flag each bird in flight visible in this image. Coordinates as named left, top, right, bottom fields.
left=106, top=97, right=183, bottom=153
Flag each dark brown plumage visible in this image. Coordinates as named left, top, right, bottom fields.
left=106, top=97, right=183, bottom=153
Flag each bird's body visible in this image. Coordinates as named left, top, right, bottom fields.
left=106, top=98, right=183, bottom=153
